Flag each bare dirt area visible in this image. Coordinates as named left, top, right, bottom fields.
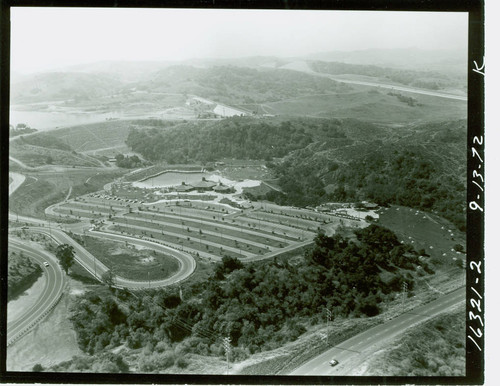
left=7, top=275, right=46, bottom=323
left=6, top=277, right=87, bottom=371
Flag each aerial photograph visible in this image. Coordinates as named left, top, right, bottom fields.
left=6, top=7, right=468, bottom=377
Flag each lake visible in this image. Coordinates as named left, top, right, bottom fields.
left=134, top=172, right=212, bottom=188
left=9, top=108, right=125, bottom=132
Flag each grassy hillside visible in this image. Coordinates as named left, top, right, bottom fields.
left=139, top=65, right=351, bottom=105
left=9, top=140, right=103, bottom=168
left=245, top=90, right=466, bottom=124
left=265, top=119, right=466, bottom=230
left=309, top=60, right=466, bottom=93
left=41, top=120, right=137, bottom=153
left=125, top=116, right=465, bottom=229
left=11, top=72, right=123, bottom=104
left=9, top=169, right=126, bottom=219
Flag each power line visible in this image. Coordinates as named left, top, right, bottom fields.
left=222, top=336, right=231, bottom=375
left=402, top=281, right=408, bottom=313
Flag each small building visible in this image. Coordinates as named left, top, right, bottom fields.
left=192, top=177, right=217, bottom=192
left=174, top=182, right=194, bottom=192
left=362, top=201, right=379, bottom=209
left=213, top=184, right=232, bottom=194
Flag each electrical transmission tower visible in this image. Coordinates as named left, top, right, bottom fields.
left=326, top=308, right=332, bottom=345
left=222, top=336, right=231, bottom=375
left=402, top=281, right=408, bottom=313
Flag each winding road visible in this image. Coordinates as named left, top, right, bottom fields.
left=289, top=286, right=465, bottom=375
left=7, top=240, right=65, bottom=346
left=9, top=172, right=197, bottom=289
left=9, top=171, right=466, bottom=375
left=7, top=172, right=197, bottom=345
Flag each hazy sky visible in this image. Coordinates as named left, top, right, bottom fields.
left=11, top=7, right=468, bottom=73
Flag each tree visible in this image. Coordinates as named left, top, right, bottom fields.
left=102, top=269, right=116, bottom=288
left=55, top=244, right=75, bottom=274
left=454, top=244, right=465, bottom=253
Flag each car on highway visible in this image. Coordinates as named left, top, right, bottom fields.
left=43, top=261, right=49, bottom=267
left=329, top=359, right=339, bottom=367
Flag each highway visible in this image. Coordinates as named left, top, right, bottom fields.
left=9, top=171, right=466, bottom=367
left=11, top=227, right=197, bottom=290
left=320, top=75, right=467, bottom=101
left=7, top=240, right=65, bottom=346
left=7, top=171, right=198, bottom=347
left=289, top=286, right=465, bottom=375
left=292, top=67, right=467, bottom=101
left=9, top=172, right=197, bottom=289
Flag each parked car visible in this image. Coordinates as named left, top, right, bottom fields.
left=329, top=359, right=338, bottom=367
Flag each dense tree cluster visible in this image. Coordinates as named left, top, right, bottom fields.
left=9, top=123, right=37, bottom=137
left=115, top=153, right=144, bottom=169
left=55, top=244, right=75, bottom=274
left=265, top=147, right=465, bottom=231
left=387, top=91, right=419, bottom=106
left=127, top=117, right=465, bottom=230
left=126, top=117, right=346, bottom=163
left=69, top=226, right=425, bottom=361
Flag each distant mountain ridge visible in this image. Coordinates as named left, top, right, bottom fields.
left=10, top=48, right=466, bottom=105
left=304, top=48, right=467, bottom=74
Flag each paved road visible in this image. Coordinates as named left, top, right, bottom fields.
left=9, top=172, right=197, bottom=289
left=29, top=227, right=197, bottom=289
left=7, top=240, right=65, bottom=346
left=293, top=67, right=467, bottom=101
left=321, top=75, right=467, bottom=101
left=290, top=286, right=465, bottom=375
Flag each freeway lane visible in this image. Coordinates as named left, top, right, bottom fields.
left=7, top=240, right=65, bottom=346
left=28, top=227, right=196, bottom=289
left=9, top=171, right=197, bottom=289
left=320, top=75, right=467, bottom=101
left=290, top=286, right=465, bottom=375
left=291, top=67, right=467, bottom=101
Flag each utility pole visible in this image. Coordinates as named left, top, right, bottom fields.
left=326, top=308, right=332, bottom=345
left=222, top=336, right=231, bottom=375
left=402, top=282, right=408, bottom=313
left=462, top=259, right=466, bottom=286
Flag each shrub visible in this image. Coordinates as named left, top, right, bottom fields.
left=175, top=356, right=189, bottom=369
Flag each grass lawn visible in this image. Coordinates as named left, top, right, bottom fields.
left=218, top=164, right=273, bottom=181
left=377, top=205, right=465, bottom=268
left=9, top=169, right=125, bottom=219
left=80, top=235, right=180, bottom=281
left=255, top=90, right=466, bottom=124
left=40, top=120, right=134, bottom=153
